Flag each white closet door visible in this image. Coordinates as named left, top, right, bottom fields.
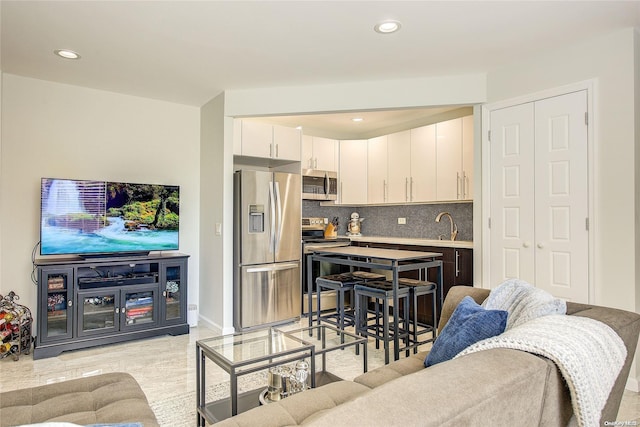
left=489, top=103, right=536, bottom=287
left=534, top=91, right=588, bottom=302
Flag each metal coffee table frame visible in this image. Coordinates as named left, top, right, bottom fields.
left=196, top=327, right=315, bottom=426
left=283, top=323, right=368, bottom=386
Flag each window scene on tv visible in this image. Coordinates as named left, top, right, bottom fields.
left=40, top=178, right=180, bottom=256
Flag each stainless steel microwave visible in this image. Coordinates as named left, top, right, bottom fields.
left=302, top=169, right=338, bottom=201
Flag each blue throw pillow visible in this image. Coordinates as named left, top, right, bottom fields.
left=425, top=296, right=508, bottom=367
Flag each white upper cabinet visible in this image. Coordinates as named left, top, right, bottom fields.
left=235, top=120, right=301, bottom=162
left=239, top=120, right=273, bottom=158
left=410, top=124, right=437, bottom=202
left=367, top=135, right=388, bottom=204
left=339, top=140, right=368, bottom=205
left=436, top=117, right=471, bottom=201
left=272, top=124, right=302, bottom=161
left=387, top=130, right=412, bottom=203
left=461, top=115, right=474, bottom=199
left=301, top=135, right=337, bottom=171
left=336, top=114, right=473, bottom=205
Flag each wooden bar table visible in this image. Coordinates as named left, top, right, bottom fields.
left=307, top=246, right=443, bottom=362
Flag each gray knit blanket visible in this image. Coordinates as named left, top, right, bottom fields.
left=482, top=278, right=566, bottom=329
left=455, top=314, right=626, bottom=427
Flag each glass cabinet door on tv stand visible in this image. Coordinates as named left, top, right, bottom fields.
left=77, top=285, right=159, bottom=337
left=121, top=285, right=159, bottom=331
left=161, top=261, right=187, bottom=325
left=38, top=267, right=74, bottom=343
left=77, top=289, right=118, bottom=337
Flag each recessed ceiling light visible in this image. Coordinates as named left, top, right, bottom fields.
left=352, top=118, right=364, bottom=122
left=374, top=20, right=401, bottom=34
left=54, top=49, right=81, bottom=60
left=295, top=126, right=303, bottom=130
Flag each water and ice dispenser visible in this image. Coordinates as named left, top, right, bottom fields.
left=248, top=204, right=264, bottom=233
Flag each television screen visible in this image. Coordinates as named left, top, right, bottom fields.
left=40, top=178, right=180, bottom=256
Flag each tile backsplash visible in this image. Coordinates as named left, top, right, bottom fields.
left=302, top=200, right=473, bottom=241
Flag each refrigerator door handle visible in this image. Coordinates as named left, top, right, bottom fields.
left=274, top=181, right=283, bottom=253
left=246, top=262, right=299, bottom=273
left=269, top=181, right=276, bottom=253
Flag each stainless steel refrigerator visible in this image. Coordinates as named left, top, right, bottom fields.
left=233, top=169, right=301, bottom=330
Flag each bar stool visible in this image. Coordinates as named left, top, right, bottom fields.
left=353, top=280, right=411, bottom=364
left=398, top=278, right=438, bottom=353
left=350, top=271, right=386, bottom=282
left=315, top=273, right=363, bottom=331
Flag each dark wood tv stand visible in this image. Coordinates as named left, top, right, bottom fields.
left=34, top=252, right=189, bottom=359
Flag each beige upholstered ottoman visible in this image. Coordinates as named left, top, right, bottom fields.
left=0, top=372, right=159, bottom=427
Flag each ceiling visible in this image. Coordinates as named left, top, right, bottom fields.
left=2, top=1, right=639, bottom=137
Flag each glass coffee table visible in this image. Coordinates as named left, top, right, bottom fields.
left=283, top=324, right=368, bottom=386
left=196, top=327, right=315, bottom=426
left=196, top=324, right=368, bottom=425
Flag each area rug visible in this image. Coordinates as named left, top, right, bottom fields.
left=150, top=371, right=267, bottom=427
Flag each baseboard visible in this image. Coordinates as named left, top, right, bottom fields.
left=197, top=313, right=234, bottom=335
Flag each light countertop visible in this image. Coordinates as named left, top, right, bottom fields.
left=347, top=235, right=474, bottom=249
left=313, top=245, right=443, bottom=261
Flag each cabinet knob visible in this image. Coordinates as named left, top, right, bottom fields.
left=537, top=243, right=544, bottom=249
left=523, top=241, right=531, bottom=248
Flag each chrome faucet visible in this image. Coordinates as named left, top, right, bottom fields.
left=435, top=212, right=458, bottom=241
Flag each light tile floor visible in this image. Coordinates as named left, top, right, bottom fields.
left=0, top=321, right=638, bottom=425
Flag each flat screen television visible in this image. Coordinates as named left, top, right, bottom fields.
left=40, top=178, right=180, bottom=257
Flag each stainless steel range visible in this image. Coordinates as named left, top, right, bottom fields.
left=301, top=217, right=351, bottom=316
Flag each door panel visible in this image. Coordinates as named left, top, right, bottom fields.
left=367, top=136, right=388, bottom=203
left=410, top=124, right=437, bottom=202
left=273, top=172, right=301, bottom=263
left=239, top=263, right=300, bottom=329
left=273, top=262, right=301, bottom=321
left=238, top=170, right=273, bottom=265
left=436, top=118, right=462, bottom=201
left=339, top=140, right=368, bottom=204
left=534, top=91, right=588, bottom=302
left=489, top=90, right=589, bottom=303
left=387, top=130, right=411, bottom=203
left=489, top=103, right=535, bottom=287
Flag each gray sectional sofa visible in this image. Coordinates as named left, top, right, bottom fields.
left=216, top=286, right=640, bottom=427
left=0, top=372, right=159, bottom=427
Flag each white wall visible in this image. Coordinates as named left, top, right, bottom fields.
left=0, top=74, right=201, bottom=324
left=199, top=92, right=234, bottom=333
left=635, top=28, right=640, bottom=333
left=485, top=27, right=639, bottom=387
left=487, top=27, right=636, bottom=311
left=225, top=74, right=487, bottom=118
